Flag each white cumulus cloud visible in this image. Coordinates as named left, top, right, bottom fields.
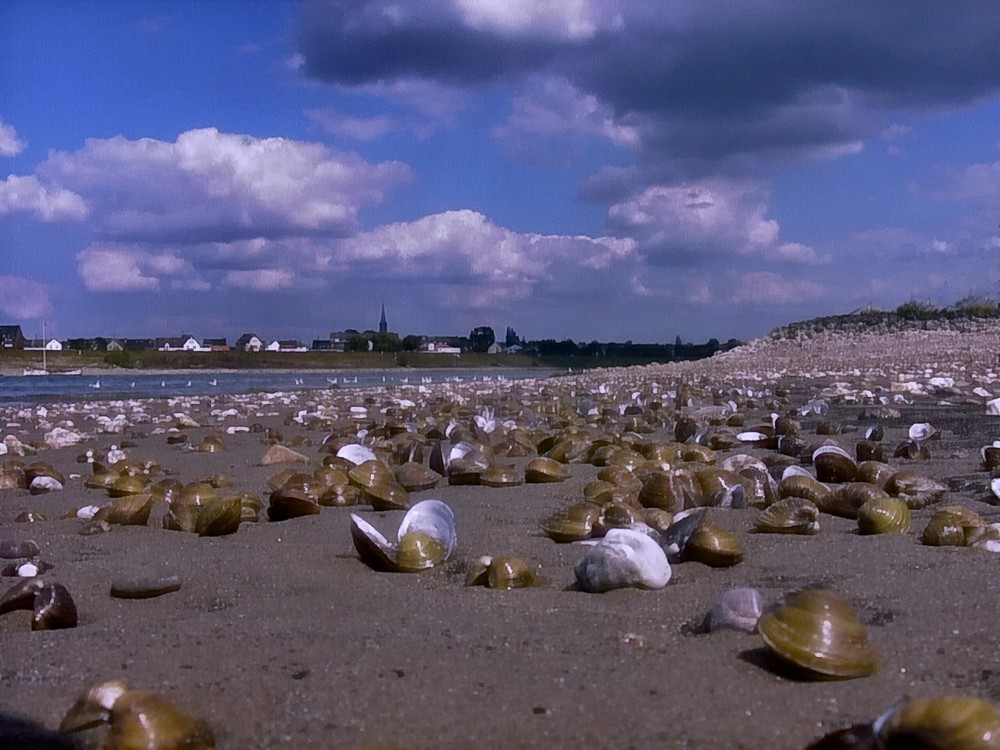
left=0, top=118, right=26, bottom=156
left=0, top=175, right=87, bottom=221
left=35, top=127, right=412, bottom=242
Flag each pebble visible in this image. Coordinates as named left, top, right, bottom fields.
left=110, top=573, right=183, bottom=599
left=0, top=538, right=40, bottom=559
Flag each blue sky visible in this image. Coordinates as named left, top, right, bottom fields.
left=1, top=1, right=998, bottom=345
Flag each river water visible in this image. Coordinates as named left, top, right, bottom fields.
left=0, top=368, right=564, bottom=406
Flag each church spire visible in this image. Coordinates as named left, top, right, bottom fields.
left=379, top=302, right=387, bottom=334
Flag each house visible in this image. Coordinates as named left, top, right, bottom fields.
left=0, top=325, right=26, bottom=349
left=156, top=335, right=207, bottom=352
left=106, top=340, right=124, bottom=352
left=266, top=340, right=308, bottom=353
left=25, top=338, right=63, bottom=351
left=328, top=331, right=351, bottom=353
left=311, top=339, right=333, bottom=351
left=486, top=342, right=504, bottom=355
left=421, top=339, right=462, bottom=354
left=235, top=333, right=263, bottom=352
left=202, top=338, right=230, bottom=352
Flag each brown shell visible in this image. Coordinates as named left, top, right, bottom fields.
left=195, top=496, right=243, bottom=537
left=855, top=461, right=895, bottom=489
left=362, top=478, right=411, bottom=511
left=683, top=522, right=744, bottom=567
left=813, top=446, right=858, bottom=484
left=778, top=474, right=831, bottom=506
left=479, top=465, right=523, bottom=488
left=758, top=589, right=878, bottom=680
left=393, top=462, right=441, bottom=491
left=818, top=482, right=889, bottom=519
left=885, top=469, right=948, bottom=509
left=96, top=493, right=155, bottom=526
left=267, top=488, right=321, bottom=522
left=540, top=502, right=602, bottom=543
left=876, top=695, right=1000, bottom=749
left=857, top=496, right=911, bottom=535
left=465, top=555, right=538, bottom=590
left=921, top=507, right=984, bottom=547
left=524, top=457, right=571, bottom=483
left=755, top=497, right=820, bottom=535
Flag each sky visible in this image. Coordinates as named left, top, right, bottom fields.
left=1, top=1, right=998, bottom=346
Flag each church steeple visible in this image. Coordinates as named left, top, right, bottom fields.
left=379, top=302, right=388, bottom=334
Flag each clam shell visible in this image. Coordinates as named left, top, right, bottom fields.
left=819, top=482, right=888, bottom=519
left=267, top=488, right=321, bottom=522
left=874, top=694, right=1000, bottom=749
left=479, top=465, right=523, bottom=488
left=60, top=681, right=215, bottom=750
left=703, top=587, right=764, bottom=633
left=885, top=469, right=947, bottom=509
left=393, top=462, right=441, bottom=492
left=755, top=497, right=820, bottom=535
left=524, top=457, right=571, bottom=483
left=921, top=506, right=984, bottom=547
left=683, top=521, right=744, bottom=567
left=195, top=496, right=243, bottom=537
left=350, top=499, right=457, bottom=573
left=574, top=528, right=671, bottom=593
left=857, top=496, right=911, bottom=535
left=540, top=502, right=602, bottom=543
left=465, top=555, right=538, bottom=590
left=96, top=493, right=155, bottom=527
left=779, top=474, right=831, bottom=506
left=758, top=589, right=878, bottom=680
left=813, top=445, right=858, bottom=484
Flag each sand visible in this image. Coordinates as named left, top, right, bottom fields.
left=2, top=330, right=1000, bottom=749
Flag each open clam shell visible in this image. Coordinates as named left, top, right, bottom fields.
left=350, top=499, right=456, bottom=573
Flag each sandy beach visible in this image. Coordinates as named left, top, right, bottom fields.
left=2, top=326, right=999, bottom=749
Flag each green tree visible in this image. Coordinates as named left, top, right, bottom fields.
left=469, top=326, right=496, bottom=353
left=401, top=335, right=423, bottom=351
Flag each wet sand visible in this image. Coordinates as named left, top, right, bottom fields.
left=1, top=328, right=999, bottom=749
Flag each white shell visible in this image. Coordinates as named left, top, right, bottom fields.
left=337, top=443, right=377, bottom=465
left=29, top=476, right=63, bottom=493
left=349, top=499, right=457, bottom=571
left=987, top=397, right=1000, bottom=416
left=812, top=444, right=852, bottom=462
left=736, top=431, right=769, bottom=443
left=704, top=587, right=764, bottom=633
left=574, top=528, right=671, bottom=593
left=908, top=422, right=935, bottom=441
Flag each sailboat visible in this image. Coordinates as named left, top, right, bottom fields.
left=22, top=324, right=81, bottom=376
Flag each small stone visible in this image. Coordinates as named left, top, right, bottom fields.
left=260, top=444, right=310, bottom=465
left=0, top=538, right=40, bottom=559
left=111, top=573, right=183, bottom=599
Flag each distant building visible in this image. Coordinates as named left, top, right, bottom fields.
left=202, top=338, right=230, bottom=352
left=106, top=340, right=124, bottom=352
left=328, top=331, right=350, bottom=353
left=234, top=333, right=263, bottom=352
left=421, top=338, right=462, bottom=354
left=156, top=335, right=207, bottom=352
left=0, top=325, right=26, bottom=349
left=123, top=338, right=155, bottom=351
left=486, top=342, right=504, bottom=355
left=266, top=339, right=308, bottom=353
left=379, top=303, right=388, bottom=334
left=311, top=339, right=333, bottom=351
left=25, top=338, right=63, bottom=351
